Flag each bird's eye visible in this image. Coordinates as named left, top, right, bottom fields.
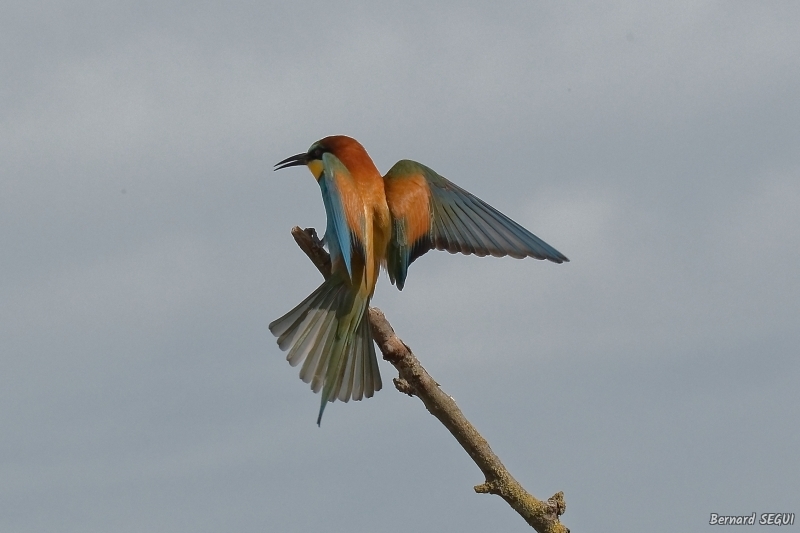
left=309, top=146, right=325, bottom=160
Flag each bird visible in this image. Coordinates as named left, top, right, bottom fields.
left=270, top=135, right=568, bottom=424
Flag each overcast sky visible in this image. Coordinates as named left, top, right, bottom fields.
left=2, top=2, right=798, bottom=532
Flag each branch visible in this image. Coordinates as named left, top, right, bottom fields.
left=290, top=226, right=570, bottom=533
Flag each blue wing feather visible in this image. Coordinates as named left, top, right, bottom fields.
left=318, top=153, right=364, bottom=280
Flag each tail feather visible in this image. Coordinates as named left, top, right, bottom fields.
left=366, top=317, right=381, bottom=395
left=358, top=316, right=379, bottom=400
left=351, top=317, right=370, bottom=401
left=273, top=283, right=336, bottom=352
left=328, top=301, right=363, bottom=403
left=299, top=315, right=335, bottom=388
left=269, top=276, right=381, bottom=425
left=285, top=296, right=336, bottom=368
left=337, top=332, right=358, bottom=402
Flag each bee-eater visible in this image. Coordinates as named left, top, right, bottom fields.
left=271, top=135, right=568, bottom=424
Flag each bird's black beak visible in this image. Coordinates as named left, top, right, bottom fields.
left=274, top=152, right=309, bottom=171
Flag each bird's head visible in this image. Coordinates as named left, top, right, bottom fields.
left=274, top=140, right=327, bottom=179
left=274, top=136, right=370, bottom=180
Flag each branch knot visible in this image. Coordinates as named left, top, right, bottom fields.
left=393, top=377, right=414, bottom=396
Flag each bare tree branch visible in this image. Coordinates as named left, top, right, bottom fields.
left=290, top=226, right=570, bottom=533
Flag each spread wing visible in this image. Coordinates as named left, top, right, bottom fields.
left=384, top=159, right=568, bottom=290
left=319, top=152, right=366, bottom=280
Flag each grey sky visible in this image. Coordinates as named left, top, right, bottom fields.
left=2, top=2, right=798, bottom=532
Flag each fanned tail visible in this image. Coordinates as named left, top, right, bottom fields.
left=269, top=276, right=382, bottom=425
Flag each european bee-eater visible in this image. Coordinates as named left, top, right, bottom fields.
left=271, top=135, right=568, bottom=424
